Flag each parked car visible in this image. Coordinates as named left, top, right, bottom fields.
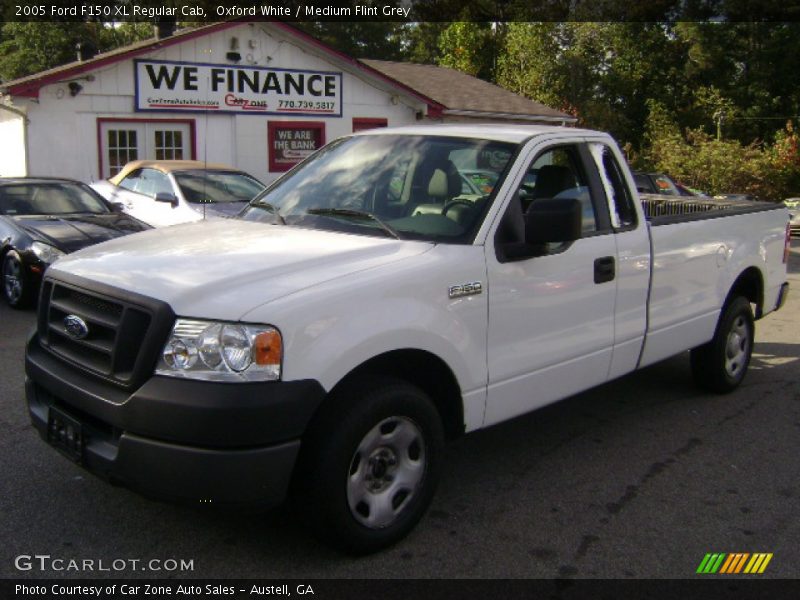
left=26, top=125, right=789, bottom=553
left=459, top=169, right=500, bottom=196
left=91, top=160, right=265, bottom=228
left=784, top=198, right=800, bottom=236
left=633, top=171, right=696, bottom=196
left=0, top=178, right=150, bottom=308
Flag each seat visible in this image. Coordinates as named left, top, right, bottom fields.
left=410, top=159, right=461, bottom=217
left=532, top=165, right=577, bottom=198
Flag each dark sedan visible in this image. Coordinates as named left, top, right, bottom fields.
left=0, top=178, right=151, bottom=308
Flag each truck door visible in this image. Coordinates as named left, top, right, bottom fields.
left=484, top=141, right=618, bottom=426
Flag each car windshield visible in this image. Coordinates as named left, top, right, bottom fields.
left=173, top=170, right=266, bottom=204
left=0, top=183, right=110, bottom=216
left=239, top=134, right=517, bottom=243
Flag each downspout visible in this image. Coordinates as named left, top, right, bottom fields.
left=0, top=100, right=31, bottom=175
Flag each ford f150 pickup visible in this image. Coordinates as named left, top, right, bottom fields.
left=24, top=125, right=791, bottom=553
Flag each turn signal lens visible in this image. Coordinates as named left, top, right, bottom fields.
left=254, top=330, right=282, bottom=366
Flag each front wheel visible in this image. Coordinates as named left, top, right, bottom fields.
left=295, top=378, right=444, bottom=554
left=691, top=296, right=755, bottom=393
left=2, top=250, right=33, bottom=309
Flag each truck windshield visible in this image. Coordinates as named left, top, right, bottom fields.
left=240, top=134, right=517, bottom=243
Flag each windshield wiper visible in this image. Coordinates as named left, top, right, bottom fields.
left=249, top=200, right=286, bottom=224
left=306, top=208, right=402, bottom=240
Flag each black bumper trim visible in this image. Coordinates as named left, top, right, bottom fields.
left=26, top=331, right=326, bottom=448
left=28, top=390, right=300, bottom=506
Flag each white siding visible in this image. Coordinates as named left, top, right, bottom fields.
left=0, top=109, right=27, bottom=176
left=15, top=23, right=426, bottom=184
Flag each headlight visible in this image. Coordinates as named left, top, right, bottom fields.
left=31, top=242, right=65, bottom=264
left=156, top=319, right=282, bottom=381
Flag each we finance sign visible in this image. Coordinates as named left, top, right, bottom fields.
left=135, top=59, right=343, bottom=117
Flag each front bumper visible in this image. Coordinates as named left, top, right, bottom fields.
left=25, top=333, right=326, bottom=507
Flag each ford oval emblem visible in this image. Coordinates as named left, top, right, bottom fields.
left=63, top=315, right=89, bottom=340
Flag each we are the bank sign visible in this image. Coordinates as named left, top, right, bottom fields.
left=134, top=59, right=343, bottom=117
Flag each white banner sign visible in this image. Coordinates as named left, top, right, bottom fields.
left=134, top=59, right=342, bottom=117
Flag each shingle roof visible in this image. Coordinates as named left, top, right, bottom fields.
left=358, top=59, right=575, bottom=123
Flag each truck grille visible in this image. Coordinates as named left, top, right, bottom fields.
left=37, top=277, right=173, bottom=390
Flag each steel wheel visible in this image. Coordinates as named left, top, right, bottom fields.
left=346, top=416, right=426, bottom=529
left=691, top=296, right=755, bottom=393
left=724, top=315, right=751, bottom=378
left=294, top=377, right=444, bottom=554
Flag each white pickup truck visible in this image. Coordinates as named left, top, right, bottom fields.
left=25, top=125, right=790, bottom=553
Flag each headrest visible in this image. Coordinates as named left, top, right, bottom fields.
left=533, top=165, right=577, bottom=199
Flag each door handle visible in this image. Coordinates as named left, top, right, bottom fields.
left=594, top=256, right=615, bottom=284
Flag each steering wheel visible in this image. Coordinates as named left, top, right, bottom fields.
left=441, top=199, right=475, bottom=217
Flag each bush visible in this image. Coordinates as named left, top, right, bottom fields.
left=642, top=101, right=800, bottom=201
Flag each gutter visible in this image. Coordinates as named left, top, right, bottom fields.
left=442, top=109, right=577, bottom=125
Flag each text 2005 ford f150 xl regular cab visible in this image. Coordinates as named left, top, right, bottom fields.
left=25, top=125, right=790, bottom=553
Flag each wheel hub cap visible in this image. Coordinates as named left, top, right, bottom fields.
left=724, top=316, right=750, bottom=377
left=347, top=416, right=425, bottom=529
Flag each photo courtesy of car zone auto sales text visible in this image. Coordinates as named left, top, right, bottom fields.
left=0, top=4, right=799, bottom=600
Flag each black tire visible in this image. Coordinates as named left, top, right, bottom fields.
left=690, top=296, right=755, bottom=393
left=294, top=377, right=444, bottom=554
left=2, top=250, right=33, bottom=309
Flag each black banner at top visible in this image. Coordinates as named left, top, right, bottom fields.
left=5, top=0, right=800, bottom=22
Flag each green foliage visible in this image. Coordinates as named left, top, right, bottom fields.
left=436, top=22, right=494, bottom=79
left=0, top=22, right=153, bottom=82
left=643, top=102, right=800, bottom=201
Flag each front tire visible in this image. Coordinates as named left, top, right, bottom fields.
left=295, top=378, right=444, bottom=554
left=2, top=250, right=33, bottom=309
left=691, top=296, right=755, bottom=393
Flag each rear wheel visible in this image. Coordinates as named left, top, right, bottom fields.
left=295, top=378, right=444, bottom=554
left=2, top=250, right=33, bottom=309
left=691, top=296, right=754, bottom=393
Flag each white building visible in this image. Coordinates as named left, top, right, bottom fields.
left=0, top=22, right=574, bottom=184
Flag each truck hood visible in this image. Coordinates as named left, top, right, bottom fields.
left=49, top=219, right=433, bottom=320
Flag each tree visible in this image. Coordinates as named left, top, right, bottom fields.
left=436, top=22, right=495, bottom=79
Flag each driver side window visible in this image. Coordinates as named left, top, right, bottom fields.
left=496, top=144, right=597, bottom=260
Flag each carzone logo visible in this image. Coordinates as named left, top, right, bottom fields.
left=696, top=553, right=773, bottom=574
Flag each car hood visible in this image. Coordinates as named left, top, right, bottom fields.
left=12, top=213, right=150, bottom=253
left=49, top=219, right=433, bottom=320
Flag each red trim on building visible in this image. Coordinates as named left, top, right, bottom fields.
left=96, top=117, right=197, bottom=178
left=2, top=21, right=443, bottom=117
left=268, top=121, right=325, bottom=173
left=5, top=23, right=241, bottom=99
left=352, top=117, right=388, bottom=132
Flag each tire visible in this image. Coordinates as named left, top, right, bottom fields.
left=2, top=250, right=33, bottom=309
left=690, top=296, right=755, bottom=393
left=295, top=377, right=444, bottom=554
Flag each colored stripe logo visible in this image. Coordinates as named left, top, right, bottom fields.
left=697, top=553, right=773, bottom=574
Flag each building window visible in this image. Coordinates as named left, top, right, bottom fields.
left=154, top=130, right=184, bottom=160
left=352, top=118, right=388, bottom=132
left=107, top=129, right=138, bottom=177
left=97, top=119, right=195, bottom=178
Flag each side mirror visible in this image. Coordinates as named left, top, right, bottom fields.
left=110, top=202, right=125, bottom=213
left=524, top=198, right=582, bottom=245
left=155, top=192, right=178, bottom=208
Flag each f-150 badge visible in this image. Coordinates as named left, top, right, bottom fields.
left=449, top=281, right=483, bottom=299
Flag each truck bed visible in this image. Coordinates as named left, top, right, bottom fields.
left=639, top=197, right=789, bottom=368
